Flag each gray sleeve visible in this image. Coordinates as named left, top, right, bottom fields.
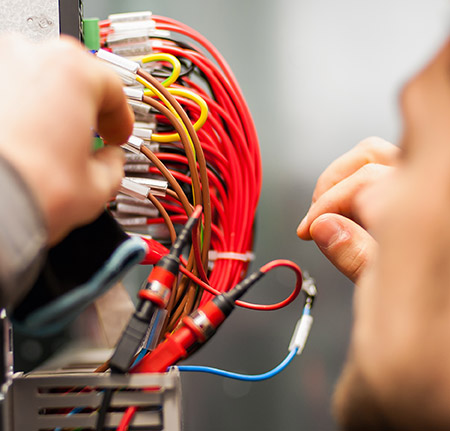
left=0, top=156, right=47, bottom=309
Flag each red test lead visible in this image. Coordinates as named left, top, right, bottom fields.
left=131, top=270, right=265, bottom=373
left=109, top=206, right=203, bottom=373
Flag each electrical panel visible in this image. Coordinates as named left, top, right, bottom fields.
left=0, top=0, right=82, bottom=40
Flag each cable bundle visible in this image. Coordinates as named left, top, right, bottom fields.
left=96, top=11, right=262, bottom=332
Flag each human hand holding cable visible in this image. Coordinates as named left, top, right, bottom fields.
left=297, top=137, right=399, bottom=282
left=0, top=34, right=133, bottom=245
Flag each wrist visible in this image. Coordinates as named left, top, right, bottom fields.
left=0, top=154, right=48, bottom=308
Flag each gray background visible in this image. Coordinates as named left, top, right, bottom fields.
left=17, top=1, right=450, bottom=430
left=82, top=1, right=448, bottom=430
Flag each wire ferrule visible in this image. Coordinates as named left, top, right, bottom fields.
left=116, top=202, right=158, bottom=218
left=127, top=177, right=168, bottom=197
left=124, top=163, right=150, bottom=173
left=119, top=178, right=150, bottom=201
left=132, top=127, right=153, bottom=141
left=96, top=48, right=139, bottom=73
left=123, top=87, right=144, bottom=101
left=121, top=135, right=144, bottom=154
left=108, top=11, right=153, bottom=23
left=128, top=99, right=152, bottom=115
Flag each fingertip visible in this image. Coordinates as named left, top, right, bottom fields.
left=297, top=213, right=312, bottom=240
left=310, top=214, right=376, bottom=283
left=310, top=214, right=348, bottom=249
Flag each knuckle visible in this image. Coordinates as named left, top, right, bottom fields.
left=346, top=243, right=369, bottom=281
left=357, top=137, right=398, bottom=163
left=358, top=162, right=387, bottom=179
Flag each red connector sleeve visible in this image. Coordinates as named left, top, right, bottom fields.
left=139, top=237, right=170, bottom=265
left=131, top=326, right=196, bottom=373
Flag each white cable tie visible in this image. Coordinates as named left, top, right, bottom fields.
left=96, top=49, right=139, bottom=73
left=108, top=11, right=153, bottom=23
left=288, top=314, right=314, bottom=355
left=123, top=87, right=143, bottom=101
left=119, top=178, right=150, bottom=201
left=208, top=250, right=255, bottom=262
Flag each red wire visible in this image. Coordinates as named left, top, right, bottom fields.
left=117, top=406, right=136, bottom=431
left=178, top=259, right=303, bottom=311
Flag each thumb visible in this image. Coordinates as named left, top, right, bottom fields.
left=309, top=213, right=377, bottom=283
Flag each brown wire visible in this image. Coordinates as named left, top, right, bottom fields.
left=147, top=192, right=177, bottom=244
left=138, top=69, right=212, bottom=266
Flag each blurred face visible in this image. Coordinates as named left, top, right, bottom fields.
left=334, top=39, right=450, bottom=430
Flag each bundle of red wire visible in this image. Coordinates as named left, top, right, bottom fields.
left=91, top=11, right=310, bottom=431
left=98, top=12, right=272, bottom=331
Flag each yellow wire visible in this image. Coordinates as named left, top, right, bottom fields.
left=144, top=87, right=208, bottom=142
left=136, top=73, right=197, bottom=175
left=141, top=53, right=181, bottom=88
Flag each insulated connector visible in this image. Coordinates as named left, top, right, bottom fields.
left=288, top=305, right=314, bottom=355
left=121, top=135, right=144, bottom=155
left=133, top=127, right=153, bottom=141
left=108, top=11, right=153, bottom=23
left=123, top=87, right=144, bottom=101
left=127, top=177, right=168, bottom=197
left=119, top=178, right=150, bottom=201
left=128, top=100, right=152, bottom=115
left=96, top=48, right=139, bottom=73
left=116, top=202, right=158, bottom=218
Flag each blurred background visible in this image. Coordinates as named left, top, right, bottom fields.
left=15, top=0, right=450, bottom=429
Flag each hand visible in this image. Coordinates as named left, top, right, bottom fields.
left=297, top=137, right=399, bottom=282
left=0, top=34, right=134, bottom=244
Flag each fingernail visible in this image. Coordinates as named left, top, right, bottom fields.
left=311, top=217, right=348, bottom=249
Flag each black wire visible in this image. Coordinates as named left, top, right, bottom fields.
left=96, top=388, right=113, bottom=431
left=149, top=35, right=201, bottom=53
left=151, top=58, right=196, bottom=80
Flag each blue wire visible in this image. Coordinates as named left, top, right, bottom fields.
left=55, top=407, right=84, bottom=431
left=131, top=309, right=165, bottom=368
left=176, top=347, right=298, bottom=381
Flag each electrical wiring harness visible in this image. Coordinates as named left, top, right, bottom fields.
left=94, top=11, right=263, bottom=334
left=79, top=11, right=319, bottom=431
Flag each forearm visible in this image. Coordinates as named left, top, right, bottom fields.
left=0, top=156, right=47, bottom=309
